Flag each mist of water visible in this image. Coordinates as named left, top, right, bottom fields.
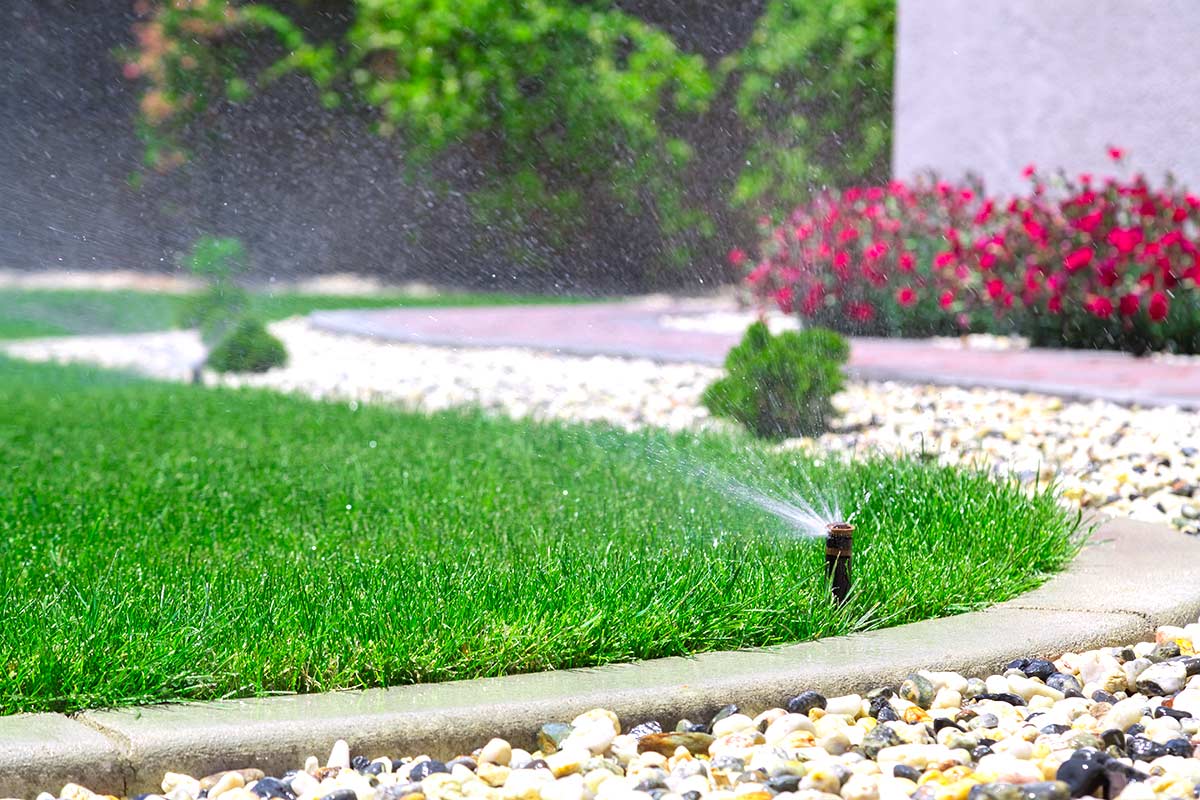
left=690, top=460, right=845, bottom=539
left=612, top=431, right=849, bottom=540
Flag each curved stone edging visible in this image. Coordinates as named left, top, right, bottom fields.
left=2, top=517, right=1198, bottom=798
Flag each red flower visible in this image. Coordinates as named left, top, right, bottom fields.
left=1048, top=295, right=1063, bottom=314
left=934, top=251, right=956, bottom=268
left=1148, top=291, right=1170, bottom=321
left=833, top=251, right=851, bottom=279
left=939, top=290, right=955, bottom=310
left=1022, top=164, right=1036, bottom=178
left=1119, top=293, right=1141, bottom=316
left=974, top=200, right=994, bottom=225
left=865, top=240, right=889, bottom=260
left=1023, top=218, right=1048, bottom=245
left=1085, top=296, right=1114, bottom=319
left=898, top=252, right=916, bottom=272
left=728, top=248, right=747, bottom=266
left=1108, top=146, right=1125, bottom=162
left=746, top=263, right=770, bottom=284
left=1097, top=259, right=1119, bottom=287
left=1064, top=247, right=1094, bottom=272
left=896, top=286, right=917, bottom=307
left=1073, top=210, right=1103, bottom=233
left=846, top=301, right=875, bottom=322
left=1024, top=266, right=1042, bottom=293
left=986, top=278, right=1005, bottom=299
left=1107, top=227, right=1144, bottom=254
left=801, top=285, right=825, bottom=315
left=774, top=286, right=795, bottom=314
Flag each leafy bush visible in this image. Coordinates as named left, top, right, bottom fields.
left=724, top=0, right=894, bottom=208
left=122, top=0, right=714, bottom=273
left=206, top=317, right=287, bottom=373
left=740, top=152, right=1200, bottom=353
left=175, top=235, right=250, bottom=344
left=703, top=321, right=848, bottom=439
left=121, top=1, right=894, bottom=283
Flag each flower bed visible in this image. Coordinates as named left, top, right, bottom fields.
left=738, top=151, right=1200, bottom=354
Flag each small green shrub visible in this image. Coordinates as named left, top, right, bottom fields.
left=177, top=285, right=250, bottom=344
left=703, top=322, right=848, bottom=439
left=206, top=318, right=287, bottom=374
left=176, top=235, right=250, bottom=344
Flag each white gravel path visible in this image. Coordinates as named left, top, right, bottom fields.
left=4, top=318, right=1198, bottom=534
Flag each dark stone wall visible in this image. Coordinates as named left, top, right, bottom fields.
left=0, top=0, right=763, bottom=292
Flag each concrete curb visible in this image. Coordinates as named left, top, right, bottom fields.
left=3, top=517, right=1198, bottom=798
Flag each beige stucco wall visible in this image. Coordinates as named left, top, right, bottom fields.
left=893, top=0, right=1200, bottom=195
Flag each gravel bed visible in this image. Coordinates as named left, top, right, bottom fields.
left=44, top=619, right=1200, bottom=800
left=1, top=320, right=718, bottom=433
left=4, top=319, right=1198, bottom=534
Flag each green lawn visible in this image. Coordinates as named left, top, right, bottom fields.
left=0, top=357, right=1081, bottom=714
left=0, top=287, right=591, bottom=340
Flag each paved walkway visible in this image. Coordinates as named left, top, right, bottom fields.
left=309, top=300, right=1200, bottom=409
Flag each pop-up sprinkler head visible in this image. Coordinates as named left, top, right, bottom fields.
left=825, top=522, right=854, bottom=605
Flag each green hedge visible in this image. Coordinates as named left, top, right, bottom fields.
left=122, top=0, right=895, bottom=285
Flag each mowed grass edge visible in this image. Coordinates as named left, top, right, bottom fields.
left=0, top=357, right=1082, bottom=714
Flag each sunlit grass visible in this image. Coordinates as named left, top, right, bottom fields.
left=0, top=288, right=594, bottom=340
left=0, top=357, right=1081, bottom=714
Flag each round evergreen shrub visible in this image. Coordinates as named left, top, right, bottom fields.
left=702, top=322, right=849, bottom=440
left=206, top=318, right=287, bottom=374
left=175, top=236, right=250, bottom=344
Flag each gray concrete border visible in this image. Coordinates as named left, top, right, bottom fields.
left=3, top=517, right=1198, bottom=798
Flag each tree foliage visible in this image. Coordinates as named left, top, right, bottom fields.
left=122, top=0, right=894, bottom=281
left=723, top=0, right=895, bottom=207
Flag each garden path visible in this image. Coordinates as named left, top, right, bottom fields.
left=310, top=299, right=1200, bottom=410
